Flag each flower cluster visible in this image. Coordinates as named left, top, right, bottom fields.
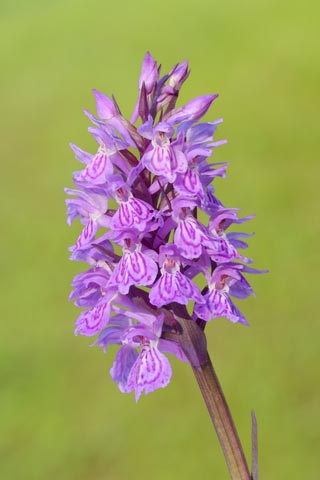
left=66, top=52, right=264, bottom=400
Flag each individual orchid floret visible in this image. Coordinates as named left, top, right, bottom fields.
left=108, top=233, right=158, bottom=294
left=71, top=126, right=131, bottom=185
left=113, top=314, right=172, bottom=400
left=172, top=197, right=209, bottom=259
left=126, top=340, right=172, bottom=401
left=205, top=237, right=251, bottom=264
left=139, top=117, right=188, bottom=182
left=74, top=286, right=118, bottom=336
left=173, top=159, right=206, bottom=200
left=174, top=155, right=227, bottom=202
left=110, top=178, right=155, bottom=231
left=194, top=263, right=264, bottom=324
left=209, top=208, right=254, bottom=233
left=72, top=143, right=114, bottom=185
left=69, top=266, right=112, bottom=307
left=206, top=208, right=254, bottom=263
left=95, top=312, right=173, bottom=400
left=65, top=187, right=110, bottom=253
left=149, top=245, right=203, bottom=307
left=171, top=122, right=227, bottom=200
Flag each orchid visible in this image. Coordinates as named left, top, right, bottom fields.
left=66, top=52, right=266, bottom=479
left=66, top=51, right=265, bottom=398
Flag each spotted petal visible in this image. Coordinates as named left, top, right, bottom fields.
left=127, top=345, right=172, bottom=401
left=109, top=250, right=158, bottom=294
left=195, top=290, right=248, bottom=325
left=149, top=271, right=203, bottom=307
left=110, top=345, right=139, bottom=393
left=74, top=296, right=114, bottom=336
left=111, top=197, right=154, bottom=231
left=174, top=216, right=208, bottom=259
left=75, top=151, right=113, bottom=184
left=71, top=219, right=98, bottom=252
left=174, top=168, right=204, bottom=199
left=143, top=145, right=187, bottom=182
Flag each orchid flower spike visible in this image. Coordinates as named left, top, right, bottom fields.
left=66, top=52, right=266, bottom=401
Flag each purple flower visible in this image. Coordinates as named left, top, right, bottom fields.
left=194, top=264, right=265, bottom=324
left=172, top=199, right=209, bottom=259
left=111, top=182, right=155, bottom=231
left=66, top=52, right=265, bottom=400
left=69, top=266, right=112, bottom=307
left=126, top=343, right=172, bottom=401
left=75, top=146, right=114, bottom=185
left=65, top=187, right=110, bottom=253
left=96, top=312, right=177, bottom=400
left=108, top=237, right=158, bottom=294
left=205, top=207, right=255, bottom=263
left=149, top=245, right=203, bottom=307
left=71, top=126, right=126, bottom=185
left=139, top=118, right=188, bottom=182
left=75, top=288, right=118, bottom=336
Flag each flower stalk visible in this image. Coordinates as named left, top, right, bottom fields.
left=192, top=359, right=251, bottom=479
left=174, top=315, right=251, bottom=480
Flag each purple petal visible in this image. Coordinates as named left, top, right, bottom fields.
left=111, top=197, right=154, bottom=231
left=229, top=275, right=254, bottom=299
left=166, top=95, right=218, bottom=125
left=138, top=52, right=158, bottom=92
left=127, top=346, right=172, bottom=401
left=92, top=89, right=117, bottom=120
left=195, top=289, right=249, bottom=325
left=142, top=144, right=188, bottom=182
left=174, top=168, right=204, bottom=199
left=110, top=345, right=139, bottom=393
left=131, top=52, right=159, bottom=123
left=149, top=271, right=203, bottom=307
left=137, top=116, right=154, bottom=140
left=158, top=339, right=189, bottom=363
left=74, top=151, right=114, bottom=184
left=175, top=271, right=204, bottom=303
left=72, top=219, right=98, bottom=251
left=69, top=143, right=93, bottom=165
left=149, top=272, right=176, bottom=306
left=69, top=267, right=111, bottom=306
left=174, top=216, right=207, bottom=259
left=167, top=60, right=189, bottom=90
left=109, top=250, right=158, bottom=294
left=185, top=122, right=217, bottom=145
left=93, top=325, right=124, bottom=352
left=74, top=299, right=112, bottom=336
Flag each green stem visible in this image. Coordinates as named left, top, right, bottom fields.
left=191, top=358, right=251, bottom=479
left=177, top=316, right=251, bottom=480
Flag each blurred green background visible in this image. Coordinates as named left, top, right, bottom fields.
left=1, top=0, right=319, bottom=478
